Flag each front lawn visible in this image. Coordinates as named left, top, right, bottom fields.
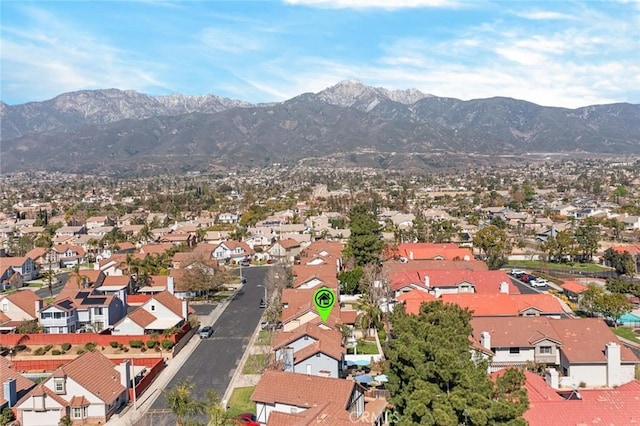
left=611, top=326, right=640, bottom=344
left=508, top=260, right=609, bottom=273
left=226, top=386, right=256, bottom=418
left=347, top=340, right=379, bottom=355
left=242, top=353, right=269, bottom=374
left=255, top=330, right=274, bottom=346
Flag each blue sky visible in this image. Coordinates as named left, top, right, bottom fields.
left=1, top=0, right=639, bottom=108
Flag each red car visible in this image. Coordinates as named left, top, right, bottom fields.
left=235, top=413, right=259, bottom=426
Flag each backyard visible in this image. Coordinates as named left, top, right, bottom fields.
left=612, top=326, right=640, bottom=345
left=347, top=339, right=379, bottom=355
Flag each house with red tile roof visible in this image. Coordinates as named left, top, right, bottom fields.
left=280, top=288, right=340, bottom=332
left=0, top=257, right=38, bottom=284
left=267, top=238, right=302, bottom=264
left=390, top=269, right=518, bottom=298
left=393, top=242, right=473, bottom=261
left=212, top=240, right=254, bottom=263
left=395, top=290, right=436, bottom=315
left=139, top=243, right=175, bottom=256
left=251, top=370, right=365, bottom=425
left=299, top=240, right=343, bottom=265
left=24, top=247, right=48, bottom=266
left=51, top=244, right=87, bottom=268
left=512, top=370, right=640, bottom=426
left=291, top=264, right=338, bottom=289
left=439, top=293, right=566, bottom=317
left=559, top=281, right=588, bottom=303
left=0, top=291, right=43, bottom=333
left=272, top=322, right=345, bottom=378
left=0, top=355, right=36, bottom=410
left=383, top=258, right=488, bottom=276
left=112, top=290, right=188, bottom=335
left=473, top=317, right=640, bottom=387
left=14, top=351, right=129, bottom=425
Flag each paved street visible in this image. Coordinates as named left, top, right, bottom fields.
left=146, top=265, right=269, bottom=411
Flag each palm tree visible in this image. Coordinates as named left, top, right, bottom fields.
left=163, top=377, right=205, bottom=426
left=355, top=298, right=382, bottom=338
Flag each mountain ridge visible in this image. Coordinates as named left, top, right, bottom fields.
left=1, top=81, right=638, bottom=175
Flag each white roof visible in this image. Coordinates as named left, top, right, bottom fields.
left=96, top=285, right=128, bottom=291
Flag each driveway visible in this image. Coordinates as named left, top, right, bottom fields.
left=146, top=266, right=269, bottom=411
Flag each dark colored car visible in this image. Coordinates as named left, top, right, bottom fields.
left=235, top=413, right=259, bottom=425
left=519, top=274, right=534, bottom=283
left=259, top=299, right=267, bottom=308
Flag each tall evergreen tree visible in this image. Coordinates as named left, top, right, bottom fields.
left=386, top=301, right=528, bottom=425
left=345, top=203, right=385, bottom=267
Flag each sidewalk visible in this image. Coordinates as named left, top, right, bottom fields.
left=107, top=296, right=234, bottom=426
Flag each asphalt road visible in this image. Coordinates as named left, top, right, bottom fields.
left=149, top=265, right=269, bottom=410
left=509, top=276, right=542, bottom=295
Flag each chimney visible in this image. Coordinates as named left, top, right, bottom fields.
left=35, top=299, right=43, bottom=316
left=545, top=368, right=559, bottom=389
left=283, top=347, right=294, bottom=372
left=118, top=360, right=132, bottom=389
left=182, top=300, right=188, bottom=320
left=3, top=379, right=16, bottom=407
left=500, top=282, right=509, bottom=294
left=408, top=251, right=414, bottom=260
left=480, top=331, right=491, bottom=350
left=167, top=276, right=175, bottom=294
left=606, top=341, right=621, bottom=387
left=424, top=275, right=430, bottom=288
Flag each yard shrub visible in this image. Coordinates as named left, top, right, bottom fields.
left=161, top=339, right=174, bottom=350
left=146, top=340, right=157, bottom=349
left=34, top=347, right=45, bottom=356
left=51, top=350, right=62, bottom=355
left=84, top=342, right=97, bottom=351
left=129, top=340, right=144, bottom=348
left=61, top=343, right=72, bottom=351
left=76, top=349, right=85, bottom=355
left=13, top=345, right=27, bottom=352
left=44, top=344, right=53, bottom=352
left=109, top=341, right=119, bottom=348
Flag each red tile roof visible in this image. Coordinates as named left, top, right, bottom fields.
left=390, top=269, right=518, bottom=294
left=383, top=258, right=488, bottom=274
left=51, top=351, right=126, bottom=404
left=560, top=281, right=588, bottom=294
left=293, top=338, right=345, bottom=363
left=251, top=370, right=357, bottom=408
left=272, top=322, right=342, bottom=350
left=292, top=264, right=338, bottom=288
left=153, top=290, right=185, bottom=318
left=522, top=374, right=640, bottom=426
left=396, top=290, right=436, bottom=315
left=549, top=317, right=639, bottom=364
left=299, top=240, right=343, bottom=260
left=0, top=357, right=35, bottom=406
left=4, top=290, right=41, bottom=318
left=440, top=293, right=564, bottom=316
left=394, top=243, right=473, bottom=260
left=276, top=238, right=302, bottom=249
left=267, top=401, right=355, bottom=425
left=471, top=316, right=563, bottom=347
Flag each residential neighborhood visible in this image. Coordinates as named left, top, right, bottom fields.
left=0, top=157, right=639, bottom=425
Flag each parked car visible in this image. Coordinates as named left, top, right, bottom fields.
left=510, top=269, right=526, bottom=276
left=200, top=326, right=214, bottom=339
left=259, top=299, right=267, bottom=308
left=519, top=274, right=535, bottom=283
left=240, top=259, right=250, bottom=267
left=235, top=413, right=259, bottom=426
left=530, top=278, right=550, bottom=288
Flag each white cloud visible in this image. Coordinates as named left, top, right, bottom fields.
left=515, top=10, right=577, bottom=20
left=199, top=28, right=263, bottom=54
left=283, top=0, right=460, bottom=9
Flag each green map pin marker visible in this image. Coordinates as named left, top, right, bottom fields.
left=313, top=287, right=336, bottom=323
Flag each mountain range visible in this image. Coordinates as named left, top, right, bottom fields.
left=1, top=80, right=639, bottom=175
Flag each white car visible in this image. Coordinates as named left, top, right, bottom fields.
left=530, top=278, right=549, bottom=288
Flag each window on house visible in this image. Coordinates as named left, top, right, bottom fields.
left=95, top=307, right=103, bottom=315
left=509, top=347, right=520, bottom=354
left=151, top=304, right=155, bottom=311
left=540, top=346, right=552, bottom=354
left=1, top=303, right=8, bottom=312
left=72, top=407, right=88, bottom=419
left=54, top=379, right=65, bottom=394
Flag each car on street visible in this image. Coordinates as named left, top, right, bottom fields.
left=259, top=299, right=267, bottom=308
left=510, top=269, right=526, bottom=276
left=519, top=273, right=535, bottom=283
left=200, top=326, right=214, bottom=339
left=530, top=278, right=550, bottom=288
